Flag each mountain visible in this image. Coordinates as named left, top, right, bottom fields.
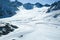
left=0, top=1, right=60, bottom=40
left=0, top=4, right=60, bottom=40
left=44, top=4, right=50, bottom=7
left=47, top=1, right=60, bottom=13
left=23, top=2, right=43, bottom=10
left=11, top=0, right=23, bottom=7
left=0, top=6, right=60, bottom=40
left=23, top=3, right=34, bottom=10
left=35, top=2, right=43, bottom=8
left=0, top=0, right=20, bottom=18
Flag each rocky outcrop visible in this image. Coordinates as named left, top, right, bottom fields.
left=47, top=1, right=60, bottom=13
left=0, top=23, right=18, bottom=36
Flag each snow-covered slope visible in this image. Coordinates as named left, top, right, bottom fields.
left=0, top=6, right=60, bottom=40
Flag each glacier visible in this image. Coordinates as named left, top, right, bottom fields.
left=0, top=6, right=60, bottom=40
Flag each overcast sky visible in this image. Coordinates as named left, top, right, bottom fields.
left=11, top=0, right=59, bottom=5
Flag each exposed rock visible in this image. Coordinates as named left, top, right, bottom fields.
left=44, top=4, right=50, bottom=7
left=0, top=23, right=18, bottom=36
left=0, top=0, right=22, bottom=18
left=47, top=1, right=60, bottom=13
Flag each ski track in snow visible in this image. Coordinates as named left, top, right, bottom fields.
left=0, top=7, right=60, bottom=40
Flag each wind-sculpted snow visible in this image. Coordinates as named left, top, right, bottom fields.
left=0, top=7, right=60, bottom=40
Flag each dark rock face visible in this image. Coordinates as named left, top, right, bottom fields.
left=0, top=0, right=22, bottom=18
left=53, top=14, right=60, bottom=18
left=23, top=3, right=34, bottom=10
left=47, top=1, right=60, bottom=13
left=11, top=0, right=23, bottom=7
left=35, top=2, right=43, bottom=8
left=0, top=23, right=18, bottom=36
left=44, top=4, right=50, bottom=7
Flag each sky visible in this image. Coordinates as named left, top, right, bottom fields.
left=11, top=0, right=59, bottom=5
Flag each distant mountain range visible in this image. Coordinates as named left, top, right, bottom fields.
left=23, top=2, right=50, bottom=10
left=0, top=0, right=60, bottom=18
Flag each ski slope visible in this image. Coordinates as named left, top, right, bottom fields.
left=0, top=6, right=60, bottom=40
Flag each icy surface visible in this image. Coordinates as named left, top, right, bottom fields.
left=0, top=6, right=60, bottom=40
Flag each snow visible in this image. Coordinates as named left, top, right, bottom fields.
left=0, top=6, right=60, bottom=40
